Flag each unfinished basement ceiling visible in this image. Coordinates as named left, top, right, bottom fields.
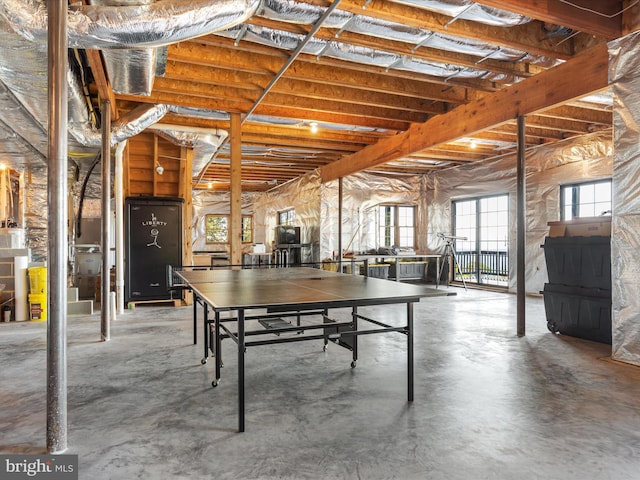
left=0, top=1, right=629, bottom=191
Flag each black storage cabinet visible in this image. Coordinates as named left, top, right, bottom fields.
left=541, top=235, right=611, bottom=344
left=125, top=197, right=183, bottom=303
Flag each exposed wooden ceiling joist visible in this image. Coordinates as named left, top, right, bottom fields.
left=476, top=0, right=622, bottom=39
left=319, top=42, right=609, bottom=182
left=90, top=0, right=627, bottom=192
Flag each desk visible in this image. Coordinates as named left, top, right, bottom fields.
left=173, top=266, right=450, bottom=432
left=347, top=254, right=442, bottom=284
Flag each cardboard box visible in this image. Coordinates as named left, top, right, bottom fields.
left=547, top=217, right=611, bottom=238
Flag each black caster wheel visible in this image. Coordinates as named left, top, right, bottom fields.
left=323, top=345, right=327, bottom=351
left=212, top=380, right=218, bottom=388
left=547, top=321, right=559, bottom=334
left=201, top=358, right=207, bottom=365
left=350, top=361, right=356, bottom=368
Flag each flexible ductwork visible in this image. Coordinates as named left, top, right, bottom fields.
left=0, top=0, right=261, bottom=48
left=148, top=124, right=229, bottom=174
left=260, top=0, right=529, bottom=28
left=390, top=0, right=530, bottom=26
left=0, top=0, right=261, bottom=173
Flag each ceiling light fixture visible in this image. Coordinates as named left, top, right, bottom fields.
left=155, top=160, right=164, bottom=175
left=470, top=139, right=478, bottom=149
left=309, top=122, right=318, bottom=134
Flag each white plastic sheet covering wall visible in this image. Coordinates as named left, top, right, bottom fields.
left=425, top=131, right=612, bottom=293
left=25, top=163, right=104, bottom=262
left=191, top=189, right=260, bottom=253
left=249, top=132, right=611, bottom=294
left=609, top=30, right=640, bottom=367
left=321, top=173, right=428, bottom=258
left=253, top=171, right=322, bottom=264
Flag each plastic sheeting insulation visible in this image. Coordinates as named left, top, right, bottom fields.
left=0, top=0, right=258, bottom=163
left=391, top=0, right=530, bottom=26
left=248, top=131, right=612, bottom=293
left=252, top=170, right=323, bottom=264
left=609, top=30, right=640, bottom=367
left=217, top=19, right=547, bottom=83
left=191, top=190, right=261, bottom=254
left=0, top=0, right=261, bottom=49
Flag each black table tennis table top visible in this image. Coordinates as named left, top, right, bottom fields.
left=176, top=267, right=448, bottom=311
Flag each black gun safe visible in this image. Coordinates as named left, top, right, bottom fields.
left=125, top=197, right=183, bottom=302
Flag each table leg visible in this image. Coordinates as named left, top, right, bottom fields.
left=214, top=311, right=221, bottom=384
left=436, top=257, right=440, bottom=288
left=407, top=302, right=414, bottom=402
left=202, top=302, right=209, bottom=364
left=193, top=298, right=198, bottom=345
left=351, top=306, right=358, bottom=368
left=238, top=309, right=245, bottom=432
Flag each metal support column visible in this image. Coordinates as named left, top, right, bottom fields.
left=516, top=116, right=526, bottom=337
left=114, top=141, right=126, bottom=314
left=101, top=100, right=111, bottom=341
left=407, top=302, right=414, bottom=402
left=47, top=0, right=68, bottom=454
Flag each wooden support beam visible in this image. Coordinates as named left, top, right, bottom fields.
left=476, top=0, right=622, bottom=39
left=319, top=43, right=609, bottom=183
left=181, top=146, right=194, bottom=275
left=84, top=49, right=117, bottom=117
left=230, top=112, right=242, bottom=268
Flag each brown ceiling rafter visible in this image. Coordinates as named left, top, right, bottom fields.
left=165, top=55, right=469, bottom=109
left=153, top=75, right=448, bottom=116
left=475, top=0, right=622, bottom=39
left=84, top=49, right=117, bottom=117
left=319, top=42, right=610, bottom=182
left=170, top=39, right=487, bottom=102
left=239, top=136, right=365, bottom=154
left=247, top=15, right=537, bottom=81
left=237, top=120, right=393, bottom=144
left=146, top=78, right=432, bottom=124
left=320, top=0, right=586, bottom=60
left=535, top=104, right=613, bottom=126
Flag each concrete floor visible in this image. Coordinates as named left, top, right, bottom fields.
left=2, top=287, right=640, bottom=479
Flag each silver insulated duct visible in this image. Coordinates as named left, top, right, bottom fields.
left=0, top=0, right=261, bottom=172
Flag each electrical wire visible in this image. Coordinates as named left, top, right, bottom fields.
left=76, top=152, right=101, bottom=239
left=558, top=0, right=639, bottom=18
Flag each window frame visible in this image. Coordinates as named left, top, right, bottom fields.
left=378, top=204, right=416, bottom=249
left=278, top=208, right=296, bottom=226
left=205, top=214, right=253, bottom=245
left=560, top=179, right=612, bottom=221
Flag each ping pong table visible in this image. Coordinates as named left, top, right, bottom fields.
left=172, top=266, right=449, bottom=432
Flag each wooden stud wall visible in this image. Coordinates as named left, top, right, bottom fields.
left=125, top=132, right=183, bottom=198
left=123, top=131, right=194, bottom=273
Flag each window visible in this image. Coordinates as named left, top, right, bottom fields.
left=378, top=205, right=416, bottom=248
left=561, top=180, right=612, bottom=220
left=205, top=215, right=253, bottom=244
left=242, top=216, right=253, bottom=243
left=278, top=209, right=295, bottom=226
left=451, top=195, right=509, bottom=287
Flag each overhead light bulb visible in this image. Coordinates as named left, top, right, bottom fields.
left=156, top=165, right=164, bottom=175
left=470, top=139, right=478, bottom=149
left=208, top=182, right=213, bottom=189
left=310, top=122, right=318, bottom=134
